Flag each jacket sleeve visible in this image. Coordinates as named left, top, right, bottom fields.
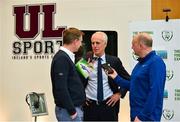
left=52, top=56, right=76, bottom=115
left=115, top=57, right=130, bottom=98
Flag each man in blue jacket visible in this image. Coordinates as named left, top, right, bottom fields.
left=107, top=33, right=166, bottom=121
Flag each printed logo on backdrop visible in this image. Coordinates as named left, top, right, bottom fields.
left=163, top=89, right=168, bottom=99
left=163, top=109, right=174, bottom=120
left=12, top=3, right=66, bottom=60
left=175, top=89, right=180, bottom=101
left=132, top=31, right=153, bottom=36
left=132, top=52, right=139, bottom=61
left=162, top=31, right=173, bottom=42
left=174, top=50, right=180, bottom=61
left=166, top=70, right=174, bottom=81
left=155, top=50, right=167, bottom=60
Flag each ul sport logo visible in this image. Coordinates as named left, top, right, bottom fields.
left=13, top=3, right=65, bottom=39
left=162, top=31, right=173, bottom=42
left=163, top=109, right=174, bottom=120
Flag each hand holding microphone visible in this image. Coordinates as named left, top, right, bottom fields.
left=102, top=64, right=118, bottom=79
left=101, top=63, right=114, bottom=74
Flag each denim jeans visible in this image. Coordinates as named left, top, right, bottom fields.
left=55, top=105, right=83, bottom=122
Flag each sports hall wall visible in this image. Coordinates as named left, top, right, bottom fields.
left=0, top=0, right=151, bottom=121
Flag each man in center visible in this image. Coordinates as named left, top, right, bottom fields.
left=83, top=31, right=130, bottom=121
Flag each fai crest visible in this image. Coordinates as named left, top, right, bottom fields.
left=132, top=52, right=139, bottom=61
left=162, top=31, right=173, bottom=41
left=163, top=109, right=174, bottom=120
left=166, top=70, right=174, bottom=81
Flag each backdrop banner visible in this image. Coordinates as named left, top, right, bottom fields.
left=129, top=19, right=180, bottom=121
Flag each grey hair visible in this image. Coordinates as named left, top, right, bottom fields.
left=94, top=31, right=108, bottom=43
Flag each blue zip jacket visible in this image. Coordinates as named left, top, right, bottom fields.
left=114, top=51, right=166, bottom=121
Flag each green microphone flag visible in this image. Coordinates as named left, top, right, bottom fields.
left=75, top=58, right=93, bottom=78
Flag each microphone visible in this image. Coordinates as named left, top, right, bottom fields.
left=85, top=51, right=98, bottom=62
left=85, top=51, right=93, bottom=61
left=75, top=45, right=85, bottom=63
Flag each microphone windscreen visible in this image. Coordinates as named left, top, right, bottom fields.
left=85, top=51, right=93, bottom=61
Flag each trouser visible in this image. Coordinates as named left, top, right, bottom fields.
left=55, top=105, right=83, bottom=122
left=83, top=98, right=118, bottom=121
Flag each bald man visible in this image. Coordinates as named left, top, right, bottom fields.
left=82, top=32, right=130, bottom=121
left=107, top=33, right=166, bottom=121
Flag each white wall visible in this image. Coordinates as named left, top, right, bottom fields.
left=0, top=0, right=151, bottom=121
left=0, top=0, right=4, bottom=120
